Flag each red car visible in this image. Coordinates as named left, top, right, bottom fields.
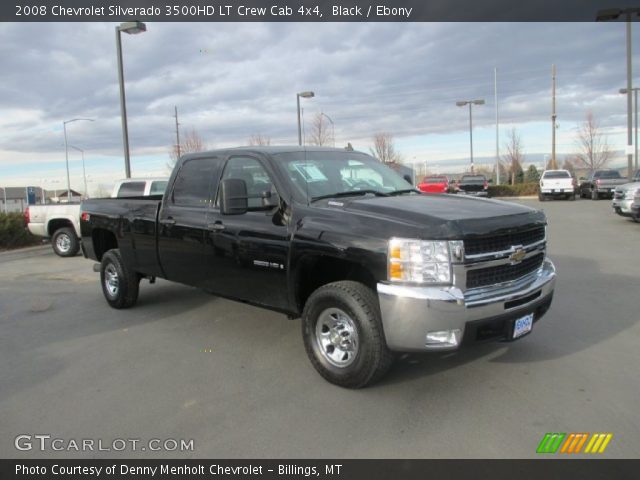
left=417, top=175, right=449, bottom=194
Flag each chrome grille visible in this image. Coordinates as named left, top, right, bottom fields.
left=466, top=253, right=544, bottom=289
left=464, top=226, right=545, bottom=256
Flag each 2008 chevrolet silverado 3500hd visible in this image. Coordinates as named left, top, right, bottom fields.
left=80, top=147, right=556, bottom=388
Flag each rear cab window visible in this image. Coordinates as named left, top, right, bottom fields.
left=117, top=182, right=145, bottom=197
left=542, top=171, right=571, bottom=179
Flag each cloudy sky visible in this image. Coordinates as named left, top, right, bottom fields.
left=0, top=21, right=637, bottom=193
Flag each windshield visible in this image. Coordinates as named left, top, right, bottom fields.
left=543, top=171, right=571, bottom=179
left=594, top=171, right=621, bottom=179
left=271, top=151, right=413, bottom=202
left=423, top=176, right=447, bottom=183
left=460, top=175, right=486, bottom=183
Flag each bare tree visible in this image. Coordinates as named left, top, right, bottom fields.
left=168, top=128, right=206, bottom=169
left=574, top=111, right=612, bottom=172
left=248, top=134, right=271, bottom=146
left=370, top=132, right=402, bottom=164
left=307, top=112, right=332, bottom=146
left=502, top=128, right=525, bottom=185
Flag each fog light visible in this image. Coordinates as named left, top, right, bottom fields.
left=426, top=329, right=462, bottom=347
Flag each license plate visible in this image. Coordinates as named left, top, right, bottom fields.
left=513, top=313, right=534, bottom=339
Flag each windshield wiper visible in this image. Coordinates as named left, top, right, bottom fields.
left=388, top=188, right=421, bottom=196
left=310, top=190, right=389, bottom=203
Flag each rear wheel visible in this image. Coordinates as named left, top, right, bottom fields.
left=302, top=281, right=394, bottom=388
left=100, top=249, right=140, bottom=309
left=51, top=227, right=79, bottom=257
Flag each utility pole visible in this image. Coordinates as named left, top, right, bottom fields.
left=551, top=64, right=557, bottom=170
left=495, top=67, right=500, bottom=184
left=174, top=106, right=181, bottom=159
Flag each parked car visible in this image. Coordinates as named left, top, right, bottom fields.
left=538, top=169, right=576, bottom=201
left=26, top=203, right=81, bottom=257
left=578, top=170, right=627, bottom=200
left=80, top=146, right=556, bottom=388
left=612, top=181, right=640, bottom=217
left=417, top=175, right=449, bottom=194
left=631, top=189, right=640, bottom=222
left=455, top=174, right=489, bottom=197
left=27, top=177, right=169, bottom=257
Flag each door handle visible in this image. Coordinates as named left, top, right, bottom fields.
left=208, top=222, right=225, bottom=231
left=161, top=218, right=176, bottom=225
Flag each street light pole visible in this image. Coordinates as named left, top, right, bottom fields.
left=296, top=91, right=314, bottom=145
left=63, top=118, right=93, bottom=202
left=116, top=21, right=147, bottom=178
left=320, top=112, right=335, bottom=146
left=456, top=99, right=485, bottom=174
left=620, top=87, right=639, bottom=173
left=597, top=7, right=640, bottom=180
left=70, top=145, right=88, bottom=198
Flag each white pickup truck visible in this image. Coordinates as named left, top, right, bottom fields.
left=539, top=169, right=576, bottom=201
left=26, top=178, right=167, bottom=257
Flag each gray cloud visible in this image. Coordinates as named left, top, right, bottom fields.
left=0, top=21, right=637, bottom=164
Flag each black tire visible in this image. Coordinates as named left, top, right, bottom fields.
left=569, top=193, right=576, bottom=201
left=302, top=281, right=394, bottom=388
left=538, top=192, right=546, bottom=202
left=100, top=249, right=140, bottom=309
left=51, top=227, right=79, bottom=257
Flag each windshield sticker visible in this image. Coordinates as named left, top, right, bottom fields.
left=292, top=163, right=328, bottom=182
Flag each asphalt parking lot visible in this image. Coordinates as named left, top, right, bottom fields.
left=1, top=198, right=638, bottom=459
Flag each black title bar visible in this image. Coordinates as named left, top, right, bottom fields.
left=2, top=0, right=635, bottom=22
left=2, top=459, right=639, bottom=480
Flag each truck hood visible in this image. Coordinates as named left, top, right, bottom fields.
left=320, top=194, right=545, bottom=238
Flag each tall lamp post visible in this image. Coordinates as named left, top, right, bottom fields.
left=620, top=87, right=639, bottom=173
left=69, top=145, right=88, bottom=198
left=320, top=112, right=335, bottom=146
left=116, top=21, right=147, bottom=178
left=296, top=91, right=314, bottom=145
left=597, top=7, right=640, bottom=180
left=456, top=99, right=485, bottom=173
left=63, top=118, right=93, bottom=202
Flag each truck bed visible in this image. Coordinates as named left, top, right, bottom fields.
left=81, top=196, right=163, bottom=276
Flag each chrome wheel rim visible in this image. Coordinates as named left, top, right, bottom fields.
left=315, top=308, right=359, bottom=368
left=56, top=233, right=71, bottom=253
left=104, top=264, right=119, bottom=297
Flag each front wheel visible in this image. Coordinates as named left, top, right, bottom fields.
left=538, top=192, right=546, bottom=202
left=51, top=227, right=79, bottom=257
left=302, top=281, right=394, bottom=388
left=100, top=249, right=140, bottom=309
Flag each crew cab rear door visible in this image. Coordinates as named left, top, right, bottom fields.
left=203, top=154, right=290, bottom=311
left=158, top=156, right=223, bottom=287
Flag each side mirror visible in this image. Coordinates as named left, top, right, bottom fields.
left=220, top=178, right=248, bottom=215
left=403, top=174, right=413, bottom=184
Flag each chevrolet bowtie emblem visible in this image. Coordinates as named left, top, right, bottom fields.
left=509, top=247, right=527, bottom=264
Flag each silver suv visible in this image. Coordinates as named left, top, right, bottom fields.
left=612, top=181, right=640, bottom=217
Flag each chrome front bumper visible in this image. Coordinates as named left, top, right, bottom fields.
left=611, top=198, right=633, bottom=214
left=377, top=258, right=556, bottom=352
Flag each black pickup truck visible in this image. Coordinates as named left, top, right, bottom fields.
left=80, top=146, right=556, bottom=388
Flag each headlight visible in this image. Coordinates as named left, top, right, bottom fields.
left=388, top=238, right=452, bottom=284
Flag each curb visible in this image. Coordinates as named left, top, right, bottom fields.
left=0, top=243, right=50, bottom=258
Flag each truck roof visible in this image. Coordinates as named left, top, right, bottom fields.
left=180, top=146, right=365, bottom=160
